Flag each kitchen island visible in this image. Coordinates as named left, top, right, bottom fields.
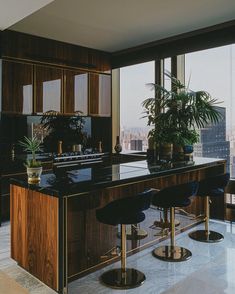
left=10, top=157, right=226, bottom=294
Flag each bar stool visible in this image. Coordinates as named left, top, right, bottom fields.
left=189, top=173, right=230, bottom=243
left=152, top=181, right=199, bottom=262
left=96, top=189, right=153, bottom=289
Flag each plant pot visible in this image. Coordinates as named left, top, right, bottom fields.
left=27, top=166, right=42, bottom=184
left=173, top=144, right=184, bottom=161
left=183, top=145, right=194, bottom=161
left=159, top=143, right=173, bottom=161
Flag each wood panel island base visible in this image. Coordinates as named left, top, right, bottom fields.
left=10, top=158, right=226, bottom=294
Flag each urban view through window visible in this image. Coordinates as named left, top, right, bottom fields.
left=120, top=44, right=235, bottom=177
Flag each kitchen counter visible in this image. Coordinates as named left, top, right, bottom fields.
left=11, top=157, right=226, bottom=197
left=10, top=157, right=226, bottom=293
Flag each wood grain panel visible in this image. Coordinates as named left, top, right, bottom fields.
left=34, top=65, right=63, bottom=114
left=89, top=73, right=99, bottom=115
left=2, top=30, right=111, bottom=72
left=10, top=185, right=27, bottom=268
left=2, top=60, right=33, bottom=114
left=64, top=69, right=88, bottom=115
left=10, top=185, right=59, bottom=291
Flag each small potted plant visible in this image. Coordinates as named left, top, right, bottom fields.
left=18, top=136, right=42, bottom=184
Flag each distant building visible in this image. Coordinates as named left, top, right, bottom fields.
left=130, top=139, right=143, bottom=151
left=194, top=106, right=230, bottom=171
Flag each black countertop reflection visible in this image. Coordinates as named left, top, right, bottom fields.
left=10, top=157, right=226, bottom=197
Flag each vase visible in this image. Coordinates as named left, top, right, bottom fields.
left=114, top=136, right=122, bottom=154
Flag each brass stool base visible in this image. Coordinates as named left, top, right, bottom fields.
left=153, top=219, right=180, bottom=229
left=152, top=245, right=192, bottom=262
left=100, top=268, right=145, bottom=289
left=189, top=230, right=224, bottom=243
left=117, top=228, right=148, bottom=240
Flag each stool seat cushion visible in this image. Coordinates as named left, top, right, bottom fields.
left=96, top=189, right=153, bottom=226
left=97, top=209, right=145, bottom=225
left=197, top=173, right=230, bottom=197
left=152, top=197, right=191, bottom=208
left=152, top=181, right=198, bottom=209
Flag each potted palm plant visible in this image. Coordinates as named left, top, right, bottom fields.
left=142, top=72, right=222, bottom=160
left=18, top=136, right=42, bottom=184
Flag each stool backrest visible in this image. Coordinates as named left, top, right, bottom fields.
left=198, top=173, right=230, bottom=196
left=156, top=181, right=199, bottom=201
left=105, top=189, right=153, bottom=215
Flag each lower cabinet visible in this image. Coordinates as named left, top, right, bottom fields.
left=1, top=176, right=11, bottom=224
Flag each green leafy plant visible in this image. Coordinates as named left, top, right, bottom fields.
left=18, top=136, right=42, bottom=168
left=142, top=72, right=222, bottom=147
left=40, top=110, right=87, bottom=152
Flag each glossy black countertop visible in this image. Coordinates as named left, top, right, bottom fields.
left=10, top=157, right=226, bottom=198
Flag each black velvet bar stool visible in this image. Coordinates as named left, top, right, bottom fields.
left=189, top=173, right=230, bottom=243
left=151, top=181, right=199, bottom=262
left=96, top=189, right=153, bottom=289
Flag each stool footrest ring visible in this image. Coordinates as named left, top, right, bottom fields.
left=100, top=268, right=146, bottom=289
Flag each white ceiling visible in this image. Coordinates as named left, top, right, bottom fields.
left=0, top=0, right=54, bottom=30
left=9, top=0, right=235, bottom=52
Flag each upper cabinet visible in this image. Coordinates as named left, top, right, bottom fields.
left=2, top=60, right=33, bottom=114
left=64, top=69, right=88, bottom=115
left=89, top=73, right=111, bottom=117
left=1, top=61, right=111, bottom=117
left=34, top=65, right=63, bottom=114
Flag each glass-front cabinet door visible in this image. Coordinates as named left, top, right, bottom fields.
left=34, top=65, right=62, bottom=114
left=2, top=60, right=33, bottom=114
left=89, top=73, right=111, bottom=116
left=64, top=69, right=88, bottom=115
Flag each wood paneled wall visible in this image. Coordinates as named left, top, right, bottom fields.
left=1, top=30, right=111, bottom=72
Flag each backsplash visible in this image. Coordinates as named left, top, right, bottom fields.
left=0, top=114, right=112, bottom=155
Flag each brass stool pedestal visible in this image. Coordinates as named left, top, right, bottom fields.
left=100, top=268, right=145, bottom=289
left=189, top=230, right=224, bottom=243
left=117, top=225, right=148, bottom=240
left=189, top=196, right=224, bottom=243
left=153, top=245, right=192, bottom=262
left=153, top=207, right=192, bottom=262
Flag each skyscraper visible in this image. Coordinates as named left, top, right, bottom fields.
left=194, top=106, right=230, bottom=171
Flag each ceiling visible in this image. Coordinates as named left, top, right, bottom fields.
left=9, top=0, right=235, bottom=52
left=0, top=0, right=54, bottom=30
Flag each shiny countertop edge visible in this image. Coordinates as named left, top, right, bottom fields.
left=10, top=158, right=226, bottom=198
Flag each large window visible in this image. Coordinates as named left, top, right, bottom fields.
left=120, top=61, right=155, bottom=152
left=185, top=45, right=235, bottom=176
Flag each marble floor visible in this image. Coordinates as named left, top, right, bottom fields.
left=1, top=220, right=235, bottom=293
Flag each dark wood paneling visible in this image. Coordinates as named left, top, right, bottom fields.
left=10, top=185, right=59, bottom=291
left=64, top=69, right=88, bottom=115
left=2, top=30, right=111, bottom=72
left=2, top=60, right=33, bottom=114
left=89, top=74, right=99, bottom=115
left=89, top=73, right=111, bottom=116
left=10, top=185, right=27, bottom=268
left=35, top=65, right=63, bottom=113
left=112, top=20, right=235, bottom=68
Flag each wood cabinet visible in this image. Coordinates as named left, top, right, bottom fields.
left=89, top=73, right=111, bottom=116
left=2, top=61, right=111, bottom=117
left=11, top=185, right=59, bottom=291
left=2, top=60, right=33, bottom=114
left=34, top=65, right=63, bottom=114
left=64, top=69, right=88, bottom=115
